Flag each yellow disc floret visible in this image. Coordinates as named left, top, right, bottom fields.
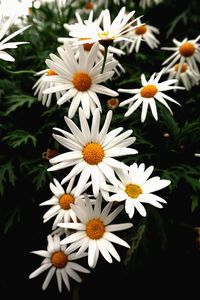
left=135, top=25, right=147, bottom=35
left=125, top=184, right=142, bottom=199
left=59, top=194, right=75, bottom=210
left=86, top=218, right=105, bottom=239
left=140, top=84, right=158, bottom=98
left=47, top=69, right=57, bottom=76
left=72, top=72, right=92, bottom=91
left=179, top=42, right=195, bottom=57
left=51, top=251, right=68, bottom=268
left=174, top=63, right=187, bottom=73
left=82, top=143, right=104, bottom=165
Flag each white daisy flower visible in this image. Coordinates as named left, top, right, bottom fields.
left=165, top=63, right=200, bottom=91
left=121, top=18, right=160, bottom=53
left=57, top=37, right=125, bottom=77
left=48, top=107, right=138, bottom=198
left=64, top=9, right=103, bottom=35
left=43, top=41, right=118, bottom=119
left=68, top=6, right=142, bottom=46
left=63, top=10, right=127, bottom=58
left=0, top=4, right=30, bottom=62
left=1, top=0, right=32, bottom=20
left=60, top=10, right=126, bottom=76
left=162, top=36, right=200, bottom=76
left=40, top=177, right=92, bottom=230
left=32, top=68, right=65, bottom=107
left=106, top=162, right=171, bottom=218
left=58, top=194, right=133, bottom=268
left=29, top=234, right=90, bottom=292
left=139, top=0, right=163, bottom=9
left=118, top=68, right=183, bottom=122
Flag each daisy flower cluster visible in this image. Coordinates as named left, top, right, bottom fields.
left=1, top=0, right=199, bottom=297
left=26, top=4, right=179, bottom=294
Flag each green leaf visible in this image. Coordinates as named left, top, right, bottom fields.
left=3, top=208, right=21, bottom=234
left=191, top=194, right=199, bottom=213
left=3, top=94, right=36, bottom=115
left=28, top=164, right=52, bottom=191
left=0, top=160, right=16, bottom=195
left=2, top=129, right=37, bottom=148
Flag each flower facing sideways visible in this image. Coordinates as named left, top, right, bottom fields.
left=120, top=18, right=160, bottom=53
left=58, top=194, right=133, bottom=268
left=48, top=108, right=138, bottom=198
left=162, top=36, right=200, bottom=76
left=165, top=63, right=200, bottom=91
left=32, top=68, right=64, bottom=107
left=106, top=162, right=171, bottom=218
left=67, top=6, right=142, bottom=46
left=29, top=234, right=90, bottom=292
left=118, top=68, right=184, bottom=122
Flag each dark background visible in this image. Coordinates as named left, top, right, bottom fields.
left=1, top=0, right=200, bottom=298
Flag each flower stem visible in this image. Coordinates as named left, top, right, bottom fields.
left=101, top=45, right=109, bottom=74
left=0, top=65, right=35, bottom=75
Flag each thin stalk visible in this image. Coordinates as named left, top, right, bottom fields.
left=0, top=64, right=35, bottom=75
left=100, top=45, right=109, bottom=74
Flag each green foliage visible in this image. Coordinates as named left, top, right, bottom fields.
left=28, top=163, right=52, bottom=191
left=0, top=159, right=16, bottom=196
left=3, top=94, right=36, bottom=115
left=2, top=129, right=37, bottom=148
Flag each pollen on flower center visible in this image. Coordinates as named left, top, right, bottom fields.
left=72, top=72, right=92, bottom=91
left=174, top=63, right=187, bottom=73
left=140, top=84, right=158, bottom=98
left=47, top=69, right=57, bottom=76
left=80, top=38, right=94, bottom=51
left=51, top=251, right=68, bottom=268
left=135, top=25, right=147, bottom=35
left=98, top=31, right=109, bottom=39
left=179, top=42, right=195, bottom=57
left=59, top=194, right=75, bottom=210
left=125, top=184, right=142, bottom=199
left=86, top=218, right=105, bottom=239
left=82, top=143, right=104, bottom=165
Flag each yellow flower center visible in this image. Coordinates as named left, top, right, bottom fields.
left=98, top=31, right=109, bottom=39
left=135, top=25, right=147, bottom=35
left=140, top=84, right=158, bottom=98
left=80, top=38, right=94, bottom=51
left=82, top=143, right=104, bottom=165
left=51, top=251, right=68, bottom=268
left=179, top=42, right=195, bottom=57
left=174, top=63, right=187, bottom=73
left=125, top=184, right=142, bottom=199
left=84, top=2, right=94, bottom=10
left=86, top=218, right=105, bottom=239
left=59, top=194, right=75, bottom=210
left=47, top=69, right=57, bottom=76
left=72, top=72, right=92, bottom=91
